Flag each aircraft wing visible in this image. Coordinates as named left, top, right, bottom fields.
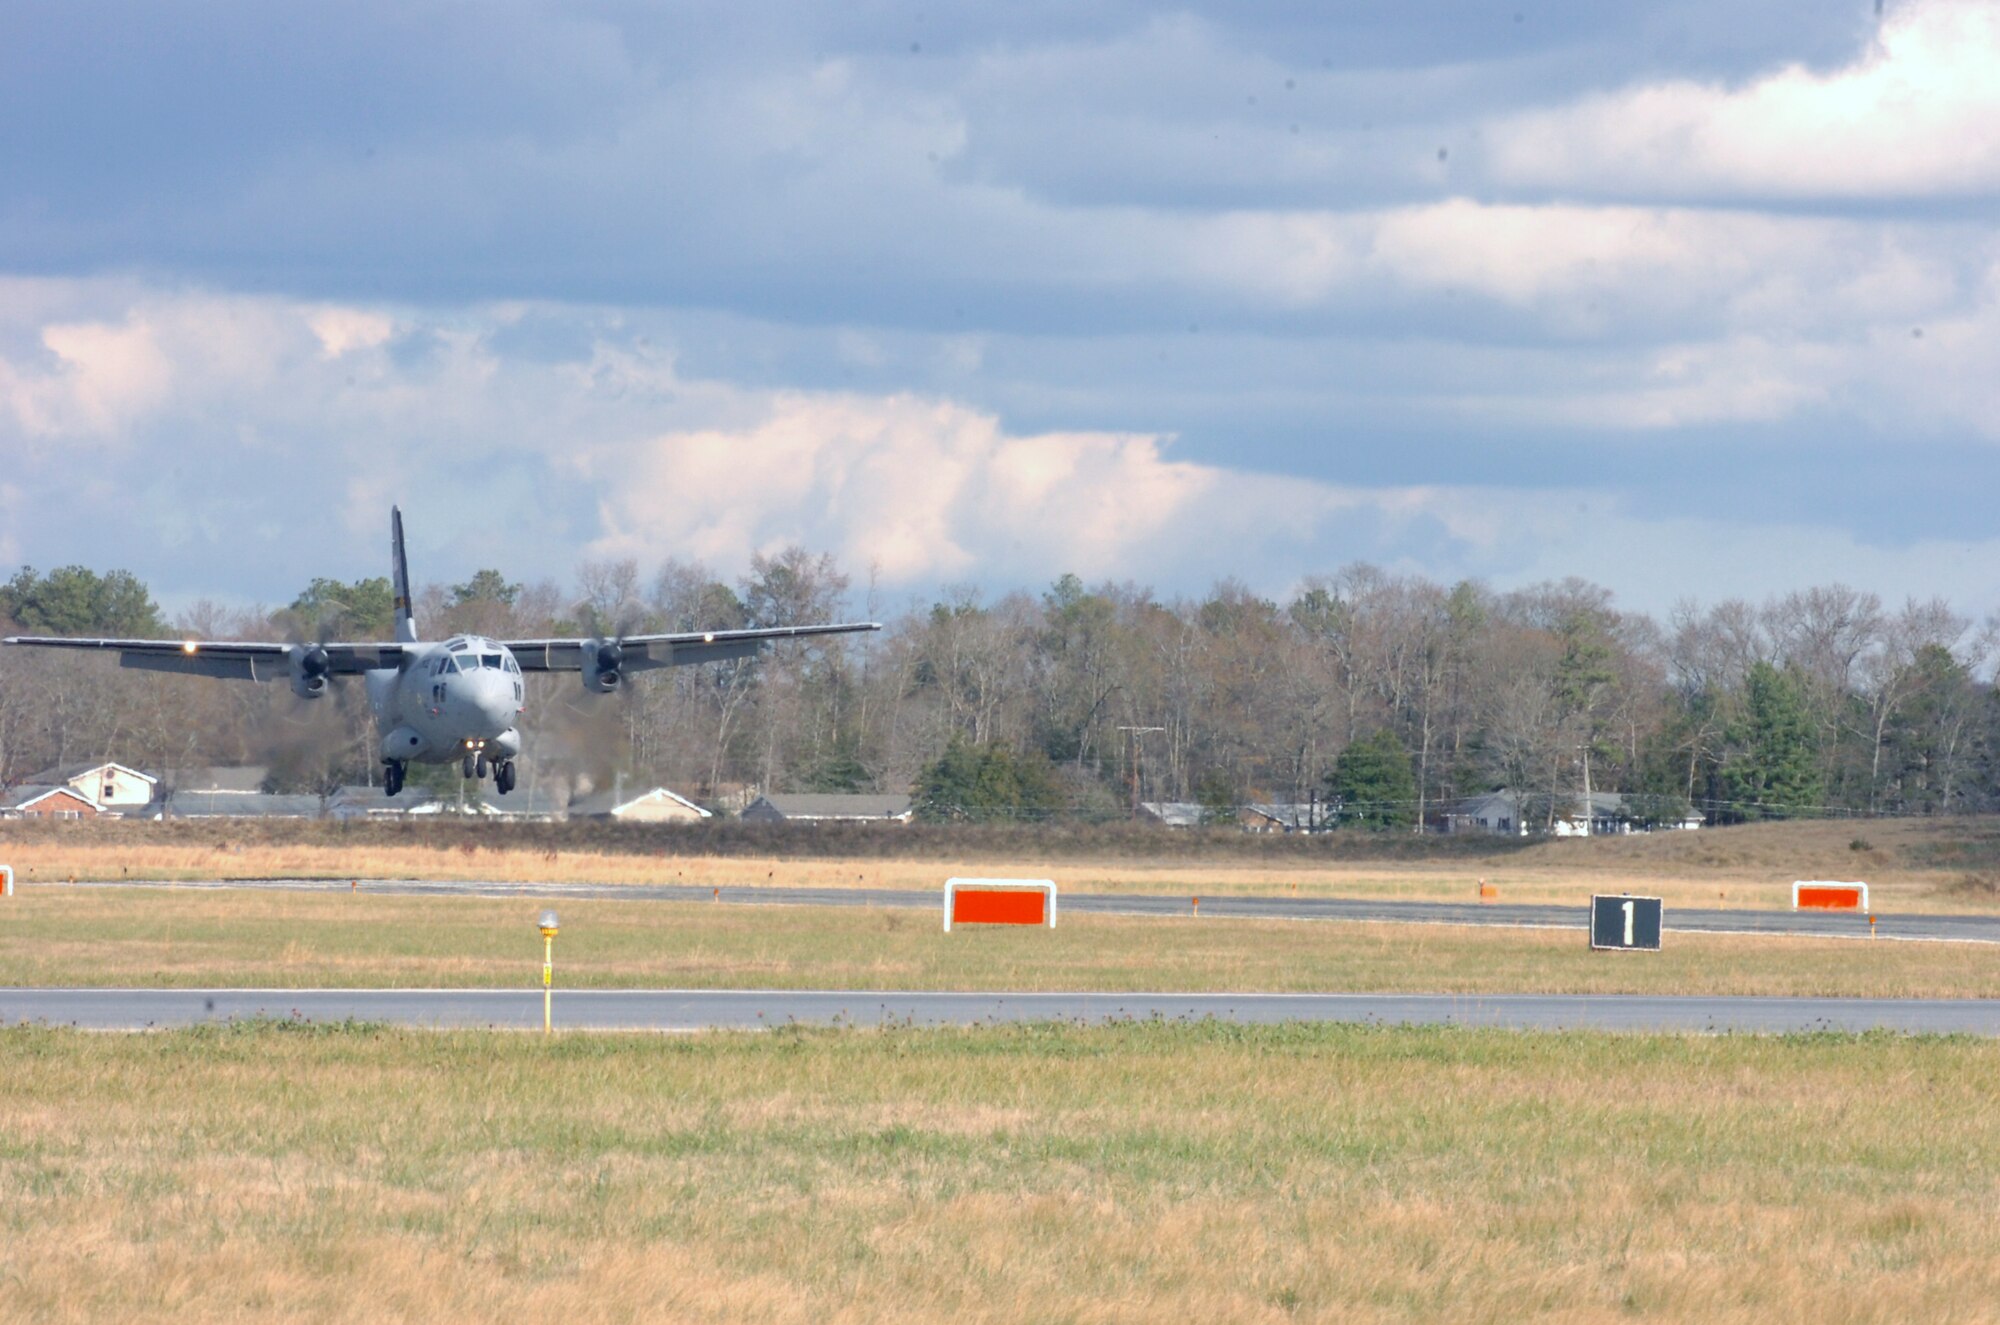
left=505, top=621, right=881, bottom=673
left=1, top=636, right=411, bottom=680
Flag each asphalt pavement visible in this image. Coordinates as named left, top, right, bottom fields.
left=5, top=986, right=1998, bottom=1034
left=41, top=876, right=2000, bottom=944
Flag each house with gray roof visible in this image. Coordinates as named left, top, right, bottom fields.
left=159, top=789, right=325, bottom=820
left=741, top=793, right=912, bottom=824
left=329, top=785, right=442, bottom=819
left=1, top=784, right=103, bottom=819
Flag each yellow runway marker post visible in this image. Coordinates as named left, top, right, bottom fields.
left=538, top=909, right=560, bottom=1034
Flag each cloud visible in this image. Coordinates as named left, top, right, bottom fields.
left=5, top=278, right=2000, bottom=620
left=579, top=392, right=1237, bottom=581
left=310, top=308, right=396, bottom=359
left=1487, top=0, right=2000, bottom=200
left=3, top=313, right=171, bottom=440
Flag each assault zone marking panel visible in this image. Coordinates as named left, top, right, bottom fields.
left=943, top=878, right=1058, bottom=932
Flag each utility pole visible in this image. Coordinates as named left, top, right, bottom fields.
left=1582, top=741, right=1593, bottom=837
left=1569, top=741, right=1594, bottom=837
left=1118, top=725, right=1166, bottom=818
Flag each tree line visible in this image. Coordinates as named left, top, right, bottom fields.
left=2, top=557, right=1996, bottom=825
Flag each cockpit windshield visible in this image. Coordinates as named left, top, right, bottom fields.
left=481, top=653, right=502, bottom=669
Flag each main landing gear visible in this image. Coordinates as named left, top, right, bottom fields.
left=384, top=759, right=406, bottom=797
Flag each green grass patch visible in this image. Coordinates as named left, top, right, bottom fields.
left=2, top=1021, right=1996, bottom=1322
left=4, top=886, right=2000, bottom=998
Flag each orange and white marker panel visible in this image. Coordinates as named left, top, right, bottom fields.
left=1793, top=880, right=1868, bottom=911
left=943, top=878, right=1057, bottom=932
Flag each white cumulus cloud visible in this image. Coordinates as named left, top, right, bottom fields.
left=1487, top=0, right=2000, bottom=200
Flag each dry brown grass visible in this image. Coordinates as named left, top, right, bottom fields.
left=2, top=836, right=1994, bottom=916
left=6, top=885, right=1999, bottom=998
left=2, top=1022, right=1997, bottom=1323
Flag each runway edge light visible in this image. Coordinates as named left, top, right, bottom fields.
left=538, top=910, right=560, bottom=1034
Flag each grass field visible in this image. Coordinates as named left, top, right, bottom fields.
left=3, top=816, right=2000, bottom=920
left=7, top=826, right=1997, bottom=1323
left=5, top=886, right=1999, bottom=998
left=3, top=1020, right=1997, bottom=1323
left=5, top=815, right=1999, bottom=914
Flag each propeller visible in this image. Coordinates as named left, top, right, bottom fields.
left=285, top=614, right=339, bottom=699
left=574, top=597, right=650, bottom=694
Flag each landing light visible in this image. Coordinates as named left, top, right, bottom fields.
left=703, top=632, right=714, bottom=643
left=182, top=641, right=198, bottom=654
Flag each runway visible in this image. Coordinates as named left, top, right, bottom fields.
left=6, top=986, right=1999, bottom=1034
left=44, top=876, right=2000, bottom=944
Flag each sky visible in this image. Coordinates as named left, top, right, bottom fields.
left=4, top=0, right=2000, bottom=622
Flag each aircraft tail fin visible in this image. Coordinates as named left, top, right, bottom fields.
left=391, top=506, right=418, bottom=643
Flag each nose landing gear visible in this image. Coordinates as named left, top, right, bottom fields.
left=458, top=749, right=517, bottom=795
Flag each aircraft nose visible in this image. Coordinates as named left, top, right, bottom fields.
left=474, top=675, right=514, bottom=731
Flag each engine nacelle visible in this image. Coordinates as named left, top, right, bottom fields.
left=582, top=638, right=624, bottom=693
left=289, top=644, right=331, bottom=699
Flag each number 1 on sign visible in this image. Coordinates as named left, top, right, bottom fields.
left=1621, top=899, right=1635, bottom=946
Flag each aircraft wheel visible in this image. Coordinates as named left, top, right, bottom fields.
left=496, top=762, right=515, bottom=795
left=476, top=754, right=490, bottom=780
left=384, top=760, right=405, bottom=797
left=462, top=754, right=476, bottom=779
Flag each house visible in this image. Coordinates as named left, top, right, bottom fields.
left=1, top=784, right=102, bottom=819
left=741, top=793, right=913, bottom=824
left=1446, top=790, right=1530, bottom=836
left=569, top=786, right=712, bottom=822
left=1240, top=803, right=1326, bottom=833
left=329, top=785, right=442, bottom=819
left=467, top=787, right=565, bottom=820
left=1551, top=792, right=1635, bottom=838
left=159, top=790, right=324, bottom=819
left=21, top=762, right=158, bottom=815
left=1445, top=789, right=1703, bottom=836
left=170, top=766, right=272, bottom=793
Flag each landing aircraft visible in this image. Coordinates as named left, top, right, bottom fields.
left=2, top=509, right=880, bottom=797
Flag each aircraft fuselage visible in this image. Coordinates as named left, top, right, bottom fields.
left=366, top=634, right=525, bottom=769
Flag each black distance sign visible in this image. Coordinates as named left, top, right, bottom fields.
left=1590, top=895, right=1663, bottom=951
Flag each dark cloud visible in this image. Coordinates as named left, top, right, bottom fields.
left=3, top=1, right=1996, bottom=614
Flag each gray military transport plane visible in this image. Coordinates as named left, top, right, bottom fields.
left=2, top=508, right=880, bottom=797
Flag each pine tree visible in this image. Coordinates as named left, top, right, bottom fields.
left=914, top=738, right=1063, bottom=822
left=1327, top=729, right=1417, bottom=829
left=1724, top=662, right=1823, bottom=818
